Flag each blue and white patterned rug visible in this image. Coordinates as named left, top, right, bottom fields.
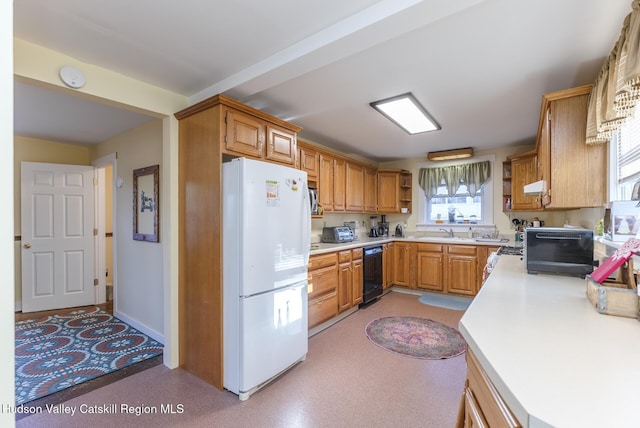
left=15, top=306, right=163, bottom=405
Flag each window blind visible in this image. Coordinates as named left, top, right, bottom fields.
left=617, top=110, right=640, bottom=183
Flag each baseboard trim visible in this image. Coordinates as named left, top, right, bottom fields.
left=114, top=310, right=164, bottom=345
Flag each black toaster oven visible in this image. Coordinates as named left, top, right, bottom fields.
left=524, top=227, right=595, bottom=277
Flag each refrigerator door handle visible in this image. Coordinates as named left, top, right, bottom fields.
left=302, top=179, right=311, bottom=265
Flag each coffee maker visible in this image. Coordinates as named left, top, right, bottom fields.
left=369, top=216, right=379, bottom=237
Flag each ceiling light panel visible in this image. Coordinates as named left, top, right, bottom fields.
left=371, top=93, right=440, bottom=134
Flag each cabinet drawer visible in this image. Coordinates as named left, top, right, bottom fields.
left=467, top=351, right=520, bottom=428
left=308, top=264, right=338, bottom=298
left=338, top=250, right=352, bottom=264
left=308, top=253, right=338, bottom=270
left=352, top=248, right=363, bottom=260
left=448, top=245, right=477, bottom=256
left=308, top=291, right=338, bottom=329
left=417, top=243, right=443, bottom=252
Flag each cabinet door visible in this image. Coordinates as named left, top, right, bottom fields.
left=352, top=258, right=363, bottom=305
left=225, top=108, right=265, bottom=158
left=299, top=146, right=319, bottom=180
left=333, top=158, right=346, bottom=211
left=337, top=262, right=352, bottom=313
left=308, top=264, right=338, bottom=298
left=547, top=92, right=606, bottom=208
left=416, top=252, right=444, bottom=292
left=393, top=243, right=412, bottom=287
left=447, top=255, right=478, bottom=295
left=345, top=162, right=364, bottom=212
left=382, top=243, right=394, bottom=288
left=511, top=155, right=539, bottom=211
left=364, top=167, right=378, bottom=212
left=378, top=171, right=400, bottom=213
left=266, top=124, right=296, bottom=166
left=319, top=154, right=334, bottom=211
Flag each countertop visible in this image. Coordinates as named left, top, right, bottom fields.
left=309, top=235, right=511, bottom=255
left=459, top=255, right=640, bottom=428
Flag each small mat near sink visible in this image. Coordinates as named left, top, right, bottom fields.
left=418, top=292, right=472, bottom=311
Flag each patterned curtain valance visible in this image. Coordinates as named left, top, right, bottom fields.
left=418, top=160, right=490, bottom=200
left=587, top=1, right=640, bottom=144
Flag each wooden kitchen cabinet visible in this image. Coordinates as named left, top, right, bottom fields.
left=345, top=161, right=365, bottom=212
left=298, top=141, right=319, bottom=180
left=382, top=242, right=394, bottom=289
left=377, top=169, right=412, bottom=213
left=536, top=85, right=606, bottom=209
left=393, top=242, right=413, bottom=287
left=509, top=151, right=540, bottom=211
left=457, top=350, right=521, bottom=428
left=175, top=94, right=301, bottom=389
left=318, top=154, right=334, bottom=211
left=416, top=243, right=444, bottom=292
left=352, top=248, right=363, bottom=306
left=446, top=245, right=478, bottom=296
left=223, top=106, right=299, bottom=166
left=308, top=253, right=339, bottom=329
left=337, top=251, right=353, bottom=313
left=333, top=157, right=346, bottom=211
left=364, top=167, right=378, bottom=212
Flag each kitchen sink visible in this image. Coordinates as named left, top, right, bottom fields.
left=417, top=236, right=476, bottom=243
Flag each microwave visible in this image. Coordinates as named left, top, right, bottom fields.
left=524, top=227, right=594, bottom=277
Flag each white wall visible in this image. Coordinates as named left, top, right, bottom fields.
left=2, top=0, right=15, bottom=424
left=90, top=121, right=165, bottom=340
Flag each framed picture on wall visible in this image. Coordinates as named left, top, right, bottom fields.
left=133, top=164, right=159, bottom=242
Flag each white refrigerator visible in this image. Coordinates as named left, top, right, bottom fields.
left=222, top=157, right=311, bottom=401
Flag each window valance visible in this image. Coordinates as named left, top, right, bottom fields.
left=418, top=161, right=490, bottom=200
left=587, top=0, right=640, bottom=144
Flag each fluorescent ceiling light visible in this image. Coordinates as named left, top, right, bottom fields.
left=370, top=93, right=440, bottom=134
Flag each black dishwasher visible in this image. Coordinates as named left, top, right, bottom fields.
left=362, top=246, right=383, bottom=306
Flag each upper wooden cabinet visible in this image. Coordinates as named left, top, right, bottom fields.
left=364, top=167, right=378, bottom=212
left=318, top=153, right=335, bottom=211
left=220, top=102, right=300, bottom=166
left=298, top=143, right=319, bottom=181
left=536, top=85, right=606, bottom=209
left=346, top=161, right=365, bottom=212
left=377, top=169, right=412, bottom=213
left=509, top=151, right=540, bottom=211
left=334, top=158, right=346, bottom=211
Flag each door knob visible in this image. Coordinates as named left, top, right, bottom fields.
left=23, top=243, right=31, bottom=249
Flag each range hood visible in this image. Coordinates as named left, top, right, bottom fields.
left=524, top=180, right=546, bottom=196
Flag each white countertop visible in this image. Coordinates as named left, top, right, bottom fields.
left=310, top=235, right=511, bottom=255
left=460, top=255, right=640, bottom=428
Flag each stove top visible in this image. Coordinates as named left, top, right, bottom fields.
left=497, top=246, right=524, bottom=256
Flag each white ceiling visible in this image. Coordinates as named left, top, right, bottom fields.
left=13, top=0, right=630, bottom=160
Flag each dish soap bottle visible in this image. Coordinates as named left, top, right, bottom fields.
left=467, top=227, right=473, bottom=238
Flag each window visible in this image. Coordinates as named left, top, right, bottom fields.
left=427, top=183, right=483, bottom=223
left=610, top=107, right=640, bottom=201
left=417, top=155, right=494, bottom=230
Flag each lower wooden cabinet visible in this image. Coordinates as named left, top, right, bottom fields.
left=382, top=242, right=394, bottom=289
left=308, top=253, right=338, bottom=329
left=457, top=350, right=521, bottom=428
left=337, top=249, right=363, bottom=313
left=393, top=242, right=413, bottom=287
left=416, top=243, right=444, bottom=292
left=447, top=245, right=478, bottom=296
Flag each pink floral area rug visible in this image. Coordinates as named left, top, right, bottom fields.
left=365, top=316, right=466, bottom=359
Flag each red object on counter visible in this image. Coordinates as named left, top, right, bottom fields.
left=590, top=238, right=640, bottom=283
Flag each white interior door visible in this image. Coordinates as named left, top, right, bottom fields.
left=21, top=162, right=95, bottom=312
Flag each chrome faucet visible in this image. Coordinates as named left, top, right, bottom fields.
left=440, top=228, right=454, bottom=237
